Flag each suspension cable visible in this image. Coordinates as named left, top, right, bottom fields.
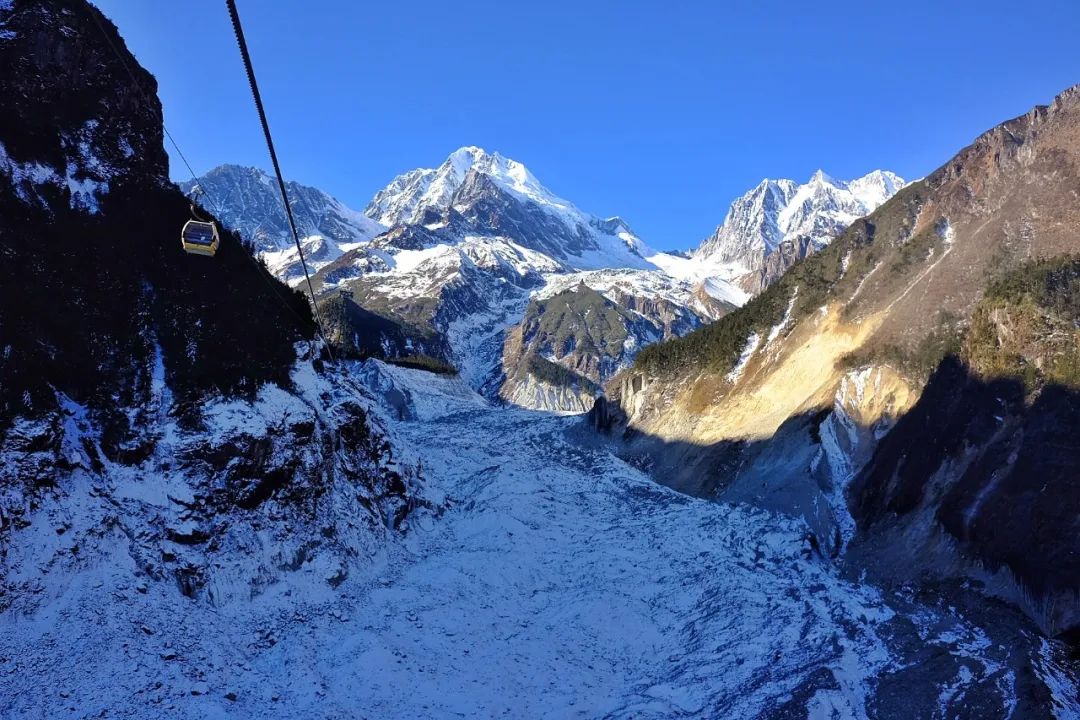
left=85, top=6, right=321, bottom=347
left=224, top=0, right=335, bottom=362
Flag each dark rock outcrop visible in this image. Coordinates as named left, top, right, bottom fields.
left=0, top=0, right=416, bottom=603
left=851, top=357, right=1080, bottom=638
left=0, top=0, right=314, bottom=428
left=585, top=395, right=621, bottom=434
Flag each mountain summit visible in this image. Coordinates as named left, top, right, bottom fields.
left=366, top=146, right=579, bottom=229
left=695, top=169, right=906, bottom=290
left=362, top=145, right=652, bottom=265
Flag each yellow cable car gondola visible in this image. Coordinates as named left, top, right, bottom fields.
left=181, top=188, right=219, bottom=256
left=181, top=219, right=219, bottom=256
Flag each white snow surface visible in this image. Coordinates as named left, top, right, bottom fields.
left=0, top=2, right=16, bottom=42
left=536, top=266, right=732, bottom=317
left=726, top=332, right=762, bottom=384
left=362, top=146, right=664, bottom=274
left=0, top=362, right=1069, bottom=718
left=765, top=288, right=798, bottom=347
left=1037, top=638, right=1080, bottom=719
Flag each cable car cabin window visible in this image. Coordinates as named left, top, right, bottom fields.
left=181, top=220, right=220, bottom=257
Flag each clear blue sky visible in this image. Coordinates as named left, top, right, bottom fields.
left=94, top=0, right=1080, bottom=250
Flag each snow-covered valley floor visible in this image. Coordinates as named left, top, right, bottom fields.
left=1, top=366, right=1077, bottom=719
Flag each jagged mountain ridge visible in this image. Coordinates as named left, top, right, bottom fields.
left=193, top=151, right=901, bottom=411
left=695, top=169, right=906, bottom=292
left=365, top=146, right=648, bottom=262
left=368, top=146, right=587, bottom=230
left=357, top=145, right=654, bottom=270
left=301, top=146, right=745, bottom=409
left=604, top=85, right=1080, bottom=640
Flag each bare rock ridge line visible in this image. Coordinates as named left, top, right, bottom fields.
left=605, top=83, right=1080, bottom=639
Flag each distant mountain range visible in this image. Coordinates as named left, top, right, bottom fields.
left=179, top=166, right=385, bottom=283
left=188, top=150, right=903, bottom=410
left=5, top=4, right=1078, bottom=715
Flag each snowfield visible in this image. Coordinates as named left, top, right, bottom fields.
left=2, top=363, right=1074, bottom=719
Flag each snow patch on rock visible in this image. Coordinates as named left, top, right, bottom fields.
left=727, top=332, right=762, bottom=384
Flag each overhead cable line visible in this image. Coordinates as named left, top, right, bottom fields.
left=224, top=0, right=335, bottom=362
left=85, top=7, right=324, bottom=346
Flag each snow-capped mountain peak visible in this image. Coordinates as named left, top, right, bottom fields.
left=366, top=145, right=580, bottom=229
left=364, top=146, right=486, bottom=227
left=808, top=168, right=837, bottom=186
left=847, top=169, right=905, bottom=208
left=361, top=146, right=656, bottom=269
left=695, top=169, right=907, bottom=271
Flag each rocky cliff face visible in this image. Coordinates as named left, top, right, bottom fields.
left=0, top=0, right=166, bottom=210
left=0, top=0, right=416, bottom=610
left=497, top=281, right=730, bottom=411
left=734, top=235, right=815, bottom=294
left=850, top=258, right=1080, bottom=637
left=602, top=85, right=1080, bottom=638
left=499, top=285, right=640, bottom=411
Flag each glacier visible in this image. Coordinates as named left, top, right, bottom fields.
left=1, top=362, right=1072, bottom=719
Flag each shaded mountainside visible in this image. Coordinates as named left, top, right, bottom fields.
left=850, top=257, right=1080, bottom=637
left=0, top=0, right=416, bottom=608
left=603, top=85, right=1080, bottom=638
left=0, top=0, right=311, bottom=425
left=319, top=291, right=451, bottom=365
